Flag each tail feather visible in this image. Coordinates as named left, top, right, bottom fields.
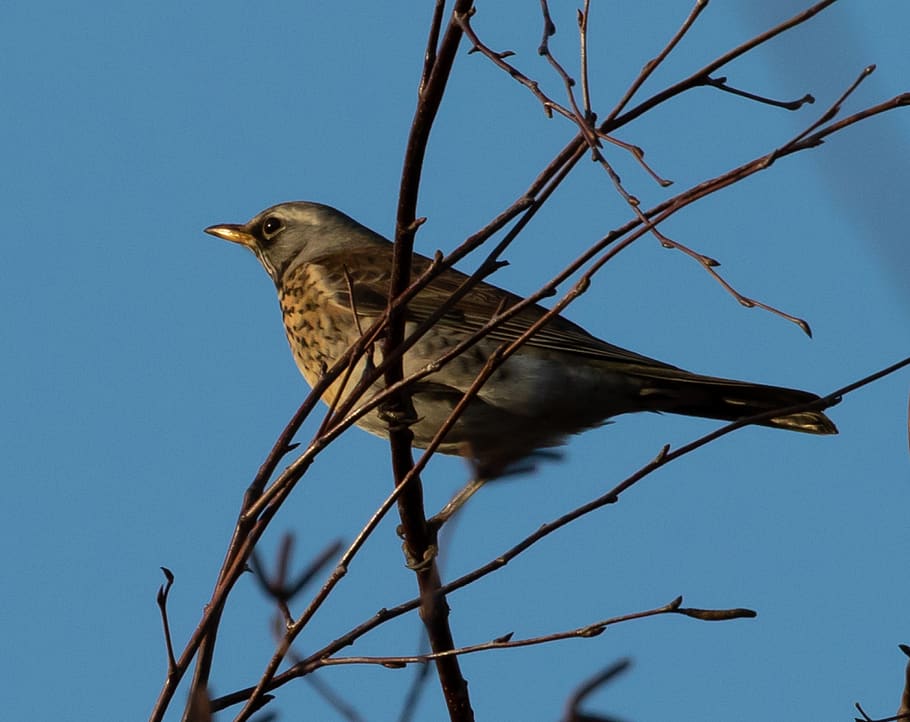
left=635, top=370, right=838, bottom=435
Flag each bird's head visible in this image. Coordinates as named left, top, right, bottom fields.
left=205, top=201, right=388, bottom=283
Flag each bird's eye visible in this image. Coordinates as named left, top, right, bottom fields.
left=262, top=216, right=284, bottom=237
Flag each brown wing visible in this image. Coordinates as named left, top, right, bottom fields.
left=313, top=247, right=679, bottom=370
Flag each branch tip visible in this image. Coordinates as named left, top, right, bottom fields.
left=579, top=625, right=606, bottom=638
left=407, top=216, right=427, bottom=234
left=677, top=606, right=757, bottom=621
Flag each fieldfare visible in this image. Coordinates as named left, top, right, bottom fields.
left=206, top=201, right=836, bottom=483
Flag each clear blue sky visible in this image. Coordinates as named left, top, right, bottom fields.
left=3, top=2, right=908, bottom=720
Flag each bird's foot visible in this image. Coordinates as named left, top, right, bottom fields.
left=377, top=400, right=420, bottom=431
left=402, top=541, right=438, bottom=572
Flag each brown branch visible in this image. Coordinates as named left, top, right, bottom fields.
left=253, top=540, right=364, bottom=722
left=539, top=0, right=598, bottom=147
left=206, top=355, right=909, bottom=711
left=458, top=7, right=861, bottom=335
left=593, top=143, right=814, bottom=334
left=577, top=0, right=593, bottom=118
left=457, top=9, right=574, bottom=121
left=251, top=536, right=343, bottom=622
left=211, top=594, right=749, bottom=708
left=453, top=0, right=844, bottom=260
left=183, top=83, right=585, bottom=722
left=156, top=567, right=177, bottom=674
left=420, top=1, right=447, bottom=95
left=460, top=6, right=668, bottom=186
left=260, top=87, right=910, bottom=669
left=796, top=92, right=910, bottom=149
left=168, top=246, right=519, bottom=706
left=605, top=0, right=709, bottom=122
left=607, top=0, right=842, bottom=130
left=388, top=3, right=477, bottom=721
left=151, top=5, right=907, bottom=717
left=705, top=75, right=815, bottom=110
left=306, top=595, right=752, bottom=669
left=165, top=286, right=406, bottom=720
left=787, top=64, right=874, bottom=147
left=156, top=319, right=400, bottom=720
left=333, top=85, right=905, bottom=446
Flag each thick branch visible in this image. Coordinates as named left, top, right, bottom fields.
left=388, top=3, right=477, bottom=721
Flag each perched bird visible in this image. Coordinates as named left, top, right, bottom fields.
left=206, top=201, right=836, bottom=481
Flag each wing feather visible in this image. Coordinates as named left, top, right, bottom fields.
left=312, top=248, right=678, bottom=369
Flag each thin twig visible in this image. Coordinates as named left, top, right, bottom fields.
left=562, top=659, right=632, bottom=722
left=151, top=4, right=907, bottom=717
left=577, top=0, right=593, bottom=117
left=608, top=0, right=841, bottom=130
left=334, top=85, right=903, bottom=442
left=213, top=593, right=749, bottom=708
left=206, top=356, right=910, bottom=710
left=157, top=567, right=177, bottom=673
left=310, top=595, right=751, bottom=669
left=606, top=0, right=709, bottom=123
left=705, top=75, right=814, bottom=110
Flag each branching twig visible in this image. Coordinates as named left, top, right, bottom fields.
left=210, top=593, right=752, bottom=708
left=608, top=0, right=841, bottom=130
left=206, top=356, right=910, bottom=711
left=176, top=84, right=908, bottom=722
left=381, top=2, right=478, bottom=720
left=464, top=4, right=876, bottom=335
left=151, top=4, right=909, bottom=719
left=606, top=0, right=709, bottom=122
left=307, top=596, right=753, bottom=669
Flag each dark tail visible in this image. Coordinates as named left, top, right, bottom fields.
left=635, top=369, right=838, bottom=434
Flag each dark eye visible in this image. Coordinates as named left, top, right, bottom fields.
left=261, top=216, right=284, bottom=237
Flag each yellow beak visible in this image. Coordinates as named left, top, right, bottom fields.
left=204, top=223, right=257, bottom=249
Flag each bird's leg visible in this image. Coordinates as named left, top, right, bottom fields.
left=428, top=477, right=486, bottom=534
left=377, top=398, right=420, bottom=430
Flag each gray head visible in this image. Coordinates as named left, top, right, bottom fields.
left=205, top=201, right=389, bottom=283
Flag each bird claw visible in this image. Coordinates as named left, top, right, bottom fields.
left=402, top=542, right=438, bottom=571
left=377, top=400, right=420, bottom=430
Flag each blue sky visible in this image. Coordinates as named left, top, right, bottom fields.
left=3, top=2, right=908, bottom=720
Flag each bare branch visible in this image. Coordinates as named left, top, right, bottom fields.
left=606, top=0, right=709, bottom=122
left=310, top=595, right=727, bottom=668
left=577, top=0, right=593, bottom=117
left=220, top=594, right=747, bottom=702
left=705, top=75, right=815, bottom=110
left=213, top=86, right=910, bottom=717
left=204, top=356, right=909, bottom=711
left=156, top=567, right=177, bottom=674
left=609, top=0, right=841, bottom=129
left=150, top=5, right=908, bottom=719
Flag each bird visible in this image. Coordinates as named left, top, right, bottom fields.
left=205, top=201, right=837, bottom=485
